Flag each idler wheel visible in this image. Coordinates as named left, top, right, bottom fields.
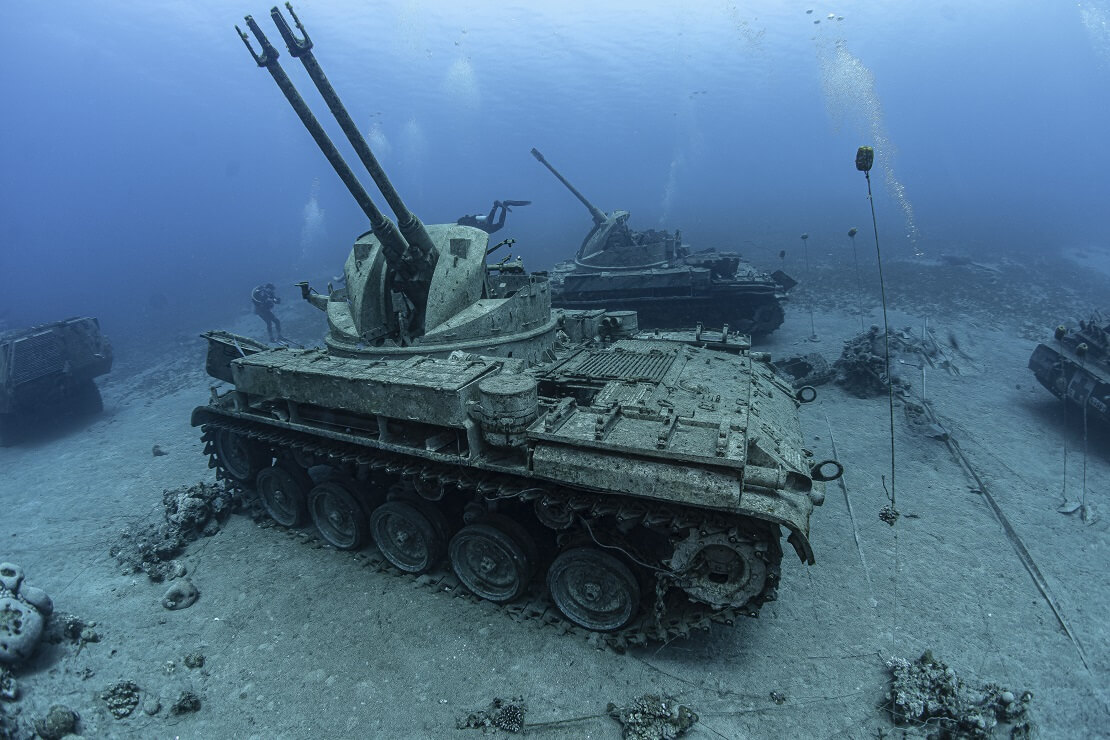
left=370, top=501, right=444, bottom=574
left=213, top=429, right=269, bottom=482
left=547, top=547, right=640, bottom=631
left=256, top=465, right=311, bottom=527
left=309, top=480, right=369, bottom=550
left=749, top=302, right=785, bottom=336
left=668, top=531, right=769, bottom=610
left=449, top=523, right=531, bottom=603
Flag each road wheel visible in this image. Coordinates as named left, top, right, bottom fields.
left=309, top=480, right=369, bottom=550
left=370, top=501, right=444, bottom=574
left=449, top=523, right=531, bottom=603
left=547, top=547, right=640, bottom=631
left=213, top=429, right=269, bottom=483
left=255, top=465, right=311, bottom=527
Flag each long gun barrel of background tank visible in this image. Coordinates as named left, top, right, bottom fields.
left=237, top=15, right=415, bottom=281
left=530, top=148, right=607, bottom=226
left=270, top=4, right=439, bottom=280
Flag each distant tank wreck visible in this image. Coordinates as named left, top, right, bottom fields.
left=0, top=317, right=112, bottom=445
left=1028, top=312, right=1110, bottom=427
left=531, top=148, right=794, bottom=337
left=192, top=4, right=839, bottom=647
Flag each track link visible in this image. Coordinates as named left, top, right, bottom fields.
left=200, top=416, right=781, bottom=650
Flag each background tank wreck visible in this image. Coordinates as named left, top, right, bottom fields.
left=192, top=5, right=838, bottom=645
left=0, top=317, right=112, bottom=445
left=531, top=148, right=794, bottom=337
left=1028, top=311, right=1110, bottom=427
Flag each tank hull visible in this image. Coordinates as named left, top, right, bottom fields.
left=550, top=259, right=789, bottom=337
left=0, top=317, right=112, bottom=445
left=192, top=326, right=825, bottom=644
left=1028, top=314, right=1110, bottom=426
left=531, top=146, right=792, bottom=337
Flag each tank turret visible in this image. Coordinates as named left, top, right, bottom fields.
left=531, top=147, right=677, bottom=266
left=239, top=6, right=557, bottom=361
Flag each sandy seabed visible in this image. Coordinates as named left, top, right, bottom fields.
left=1, top=255, right=1108, bottom=739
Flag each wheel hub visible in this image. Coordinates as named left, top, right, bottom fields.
left=478, top=554, right=497, bottom=575
left=272, top=487, right=289, bottom=507
left=668, top=529, right=769, bottom=609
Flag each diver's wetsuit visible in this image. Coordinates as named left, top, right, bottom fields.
left=251, top=284, right=282, bottom=342
left=457, top=200, right=509, bottom=234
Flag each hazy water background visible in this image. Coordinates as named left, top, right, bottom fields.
left=2, top=0, right=1108, bottom=351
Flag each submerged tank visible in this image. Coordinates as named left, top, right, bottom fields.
left=531, top=148, right=795, bottom=337
left=1029, top=311, right=1110, bottom=427
left=0, top=317, right=112, bottom=445
left=192, top=6, right=840, bottom=645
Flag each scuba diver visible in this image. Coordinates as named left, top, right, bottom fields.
left=457, top=200, right=531, bottom=234
left=251, top=283, right=284, bottom=342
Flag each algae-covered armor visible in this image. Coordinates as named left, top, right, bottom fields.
left=531, top=148, right=794, bottom=337
left=0, top=317, right=112, bottom=445
left=1029, top=312, right=1110, bottom=427
left=193, top=6, right=839, bottom=645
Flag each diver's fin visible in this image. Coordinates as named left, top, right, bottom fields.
left=502, top=200, right=532, bottom=207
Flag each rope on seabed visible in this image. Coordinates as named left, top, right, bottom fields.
left=822, top=409, right=873, bottom=597
left=920, top=399, right=1092, bottom=674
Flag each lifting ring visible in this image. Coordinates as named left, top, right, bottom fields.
left=811, top=459, right=844, bottom=482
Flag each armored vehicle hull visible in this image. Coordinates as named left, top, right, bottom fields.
left=0, top=317, right=112, bottom=445
left=533, top=148, right=792, bottom=337
left=1029, top=312, right=1110, bottom=427
left=193, top=306, right=830, bottom=643
left=550, top=257, right=789, bottom=336
left=198, top=6, right=837, bottom=645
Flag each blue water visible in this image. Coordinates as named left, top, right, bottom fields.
left=2, top=0, right=1108, bottom=344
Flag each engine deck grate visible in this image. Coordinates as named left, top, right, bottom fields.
left=570, top=348, right=676, bottom=382
left=11, top=333, right=64, bottom=385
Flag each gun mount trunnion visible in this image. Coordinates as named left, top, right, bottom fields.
left=193, top=5, right=839, bottom=645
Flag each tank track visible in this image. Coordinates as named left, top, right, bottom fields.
left=745, top=298, right=787, bottom=338
left=199, top=416, right=782, bottom=650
